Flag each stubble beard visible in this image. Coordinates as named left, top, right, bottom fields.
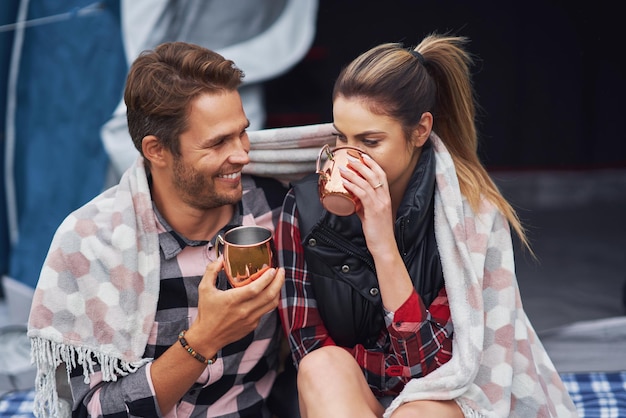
left=172, top=157, right=242, bottom=210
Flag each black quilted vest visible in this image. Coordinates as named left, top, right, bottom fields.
left=293, top=141, right=444, bottom=348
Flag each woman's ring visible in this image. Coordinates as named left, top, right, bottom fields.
left=374, top=183, right=383, bottom=189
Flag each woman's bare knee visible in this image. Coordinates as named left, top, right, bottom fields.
left=390, top=399, right=463, bottom=418
left=297, top=346, right=383, bottom=418
left=298, top=346, right=358, bottom=385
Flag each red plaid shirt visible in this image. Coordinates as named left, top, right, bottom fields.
left=277, top=189, right=453, bottom=397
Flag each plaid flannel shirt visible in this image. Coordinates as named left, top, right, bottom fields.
left=277, top=188, right=453, bottom=397
left=68, top=176, right=286, bottom=417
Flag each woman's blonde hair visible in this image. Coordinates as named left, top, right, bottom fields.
left=333, top=33, right=530, bottom=250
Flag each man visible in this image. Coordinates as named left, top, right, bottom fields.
left=27, top=42, right=286, bottom=417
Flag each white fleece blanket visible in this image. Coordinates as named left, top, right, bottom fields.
left=384, top=134, right=578, bottom=417
left=245, top=123, right=336, bottom=182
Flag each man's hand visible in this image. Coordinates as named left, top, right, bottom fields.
left=185, top=258, right=285, bottom=357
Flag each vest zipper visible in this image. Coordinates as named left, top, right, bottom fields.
left=397, top=216, right=408, bottom=258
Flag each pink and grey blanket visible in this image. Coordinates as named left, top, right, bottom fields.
left=383, top=133, right=578, bottom=417
left=27, top=156, right=160, bottom=417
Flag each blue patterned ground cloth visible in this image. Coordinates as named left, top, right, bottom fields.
left=1, top=372, right=625, bottom=417
left=0, top=389, right=34, bottom=417
left=561, top=371, right=626, bottom=418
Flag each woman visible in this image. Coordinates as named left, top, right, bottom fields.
left=277, top=33, right=577, bottom=417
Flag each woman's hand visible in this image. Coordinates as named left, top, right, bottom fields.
left=340, top=153, right=395, bottom=256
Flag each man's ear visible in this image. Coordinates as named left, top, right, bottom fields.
left=142, top=135, right=168, bottom=167
left=412, top=112, right=433, bottom=147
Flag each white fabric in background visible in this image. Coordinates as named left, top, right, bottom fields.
left=101, top=0, right=318, bottom=179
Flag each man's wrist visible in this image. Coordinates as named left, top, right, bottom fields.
left=178, top=329, right=218, bottom=365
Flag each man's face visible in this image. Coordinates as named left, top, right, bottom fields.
left=171, top=90, right=250, bottom=210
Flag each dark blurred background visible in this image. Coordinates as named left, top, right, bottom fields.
left=263, top=1, right=626, bottom=335
left=265, top=0, right=626, bottom=170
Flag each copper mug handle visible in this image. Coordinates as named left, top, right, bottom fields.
left=316, top=144, right=367, bottom=216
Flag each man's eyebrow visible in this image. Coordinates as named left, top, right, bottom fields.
left=204, top=120, right=251, bottom=146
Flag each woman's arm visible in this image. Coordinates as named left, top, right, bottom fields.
left=348, top=287, right=453, bottom=396
left=338, top=154, right=454, bottom=394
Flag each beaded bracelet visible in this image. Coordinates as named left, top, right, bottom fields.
left=178, top=330, right=217, bottom=365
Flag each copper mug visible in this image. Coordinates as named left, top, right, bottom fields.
left=216, top=226, right=273, bottom=287
left=316, top=144, right=368, bottom=216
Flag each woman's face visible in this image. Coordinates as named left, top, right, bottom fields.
left=332, top=96, right=422, bottom=203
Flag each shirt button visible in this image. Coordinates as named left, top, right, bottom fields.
left=308, top=238, right=317, bottom=247
left=341, top=265, right=350, bottom=273
left=369, top=287, right=379, bottom=296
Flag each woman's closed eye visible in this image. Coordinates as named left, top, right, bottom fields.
left=360, top=138, right=380, bottom=147
left=333, top=132, right=347, bottom=143
left=333, top=133, right=380, bottom=147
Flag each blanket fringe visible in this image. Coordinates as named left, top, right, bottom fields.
left=30, top=336, right=150, bottom=417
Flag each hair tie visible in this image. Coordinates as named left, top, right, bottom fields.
left=410, top=49, right=426, bottom=66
